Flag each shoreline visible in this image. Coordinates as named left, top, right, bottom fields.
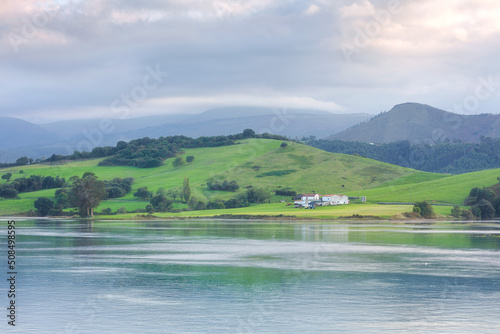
left=2, top=213, right=481, bottom=223
left=1, top=202, right=459, bottom=221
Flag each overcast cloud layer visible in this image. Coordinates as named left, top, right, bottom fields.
left=1, top=0, right=500, bottom=123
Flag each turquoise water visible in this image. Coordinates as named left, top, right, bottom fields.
left=2, top=220, right=500, bottom=333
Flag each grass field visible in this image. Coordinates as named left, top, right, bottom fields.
left=0, top=138, right=497, bottom=219
left=349, top=168, right=500, bottom=205
left=95, top=203, right=454, bottom=220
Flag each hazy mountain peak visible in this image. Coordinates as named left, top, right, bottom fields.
left=0, top=117, right=60, bottom=148
left=329, top=103, right=500, bottom=144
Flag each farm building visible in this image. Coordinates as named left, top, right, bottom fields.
left=294, top=194, right=320, bottom=207
left=294, top=193, right=349, bottom=207
left=321, top=194, right=349, bottom=206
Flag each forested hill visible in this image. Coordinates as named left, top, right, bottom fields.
left=306, top=137, right=500, bottom=174
left=328, top=102, right=500, bottom=144
left=0, top=130, right=289, bottom=169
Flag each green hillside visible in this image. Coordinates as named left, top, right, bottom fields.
left=348, top=169, right=500, bottom=205
left=0, top=138, right=495, bottom=218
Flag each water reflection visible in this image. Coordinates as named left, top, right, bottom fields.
left=5, top=219, right=500, bottom=334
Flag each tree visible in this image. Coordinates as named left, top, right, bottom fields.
left=182, top=177, right=191, bottom=203
left=106, top=186, right=126, bottom=199
left=461, top=209, right=475, bottom=220
left=451, top=205, right=461, bottom=218
left=82, top=172, right=96, bottom=179
left=55, top=192, right=69, bottom=209
left=34, top=197, right=54, bottom=216
left=16, top=156, right=29, bottom=166
left=101, top=207, right=113, bottom=215
left=242, top=129, right=256, bottom=138
left=133, top=187, right=152, bottom=200
left=188, top=196, right=198, bottom=209
left=206, top=179, right=239, bottom=191
left=2, top=173, right=12, bottom=182
left=413, top=201, right=434, bottom=219
left=186, top=156, right=195, bottom=163
left=464, top=187, right=495, bottom=206
left=472, top=206, right=482, bottom=218
left=280, top=142, right=288, bottom=148
left=166, top=188, right=181, bottom=200
left=172, top=155, right=186, bottom=167
left=137, top=157, right=162, bottom=168
left=246, top=188, right=271, bottom=204
left=71, top=173, right=107, bottom=217
left=224, top=198, right=247, bottom=209
left=0, top=187, right=18, bottom=199
left=150, top=194, right=173, bottom=212
left=195, top=200, right=207, bottom=210
left=42, top=176, right=56, bottom=189
left=475, top=199, right=495, bottom=219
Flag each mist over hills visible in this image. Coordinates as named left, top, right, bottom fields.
left=0, top=107, right=370, bottom=162
left=0, top=117, right=63, bottom=162
left=0, top=117, right=61, bottom=147
left=118, top=107, right=370, bottom=141
left=4, top=102, right=500, bottom=164
left=329, top=103, right=500, bottom=144
left=39, top=114, right=192, bottom=139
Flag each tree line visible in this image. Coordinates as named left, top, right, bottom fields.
left=135, top=179, right=271, bottom=214
left=305, top=136, right=500, bottom=174
left=450, top=183, right=500, bottom=220
left=0, top=174, right=66, bottom=199
left=2, top=129, right=291, bottom=169
left=30, top=172, right=273, bottom=217
left=30, top=174, right=135, bottom=217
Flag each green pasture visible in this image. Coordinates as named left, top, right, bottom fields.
left=349, top=168, right=500, bottom=205
left=96, top=203, right=454, bottom=220
left=0, top=138, right=496, bottom=218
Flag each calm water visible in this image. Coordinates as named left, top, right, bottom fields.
left=2, top=219, right=500, bottom=333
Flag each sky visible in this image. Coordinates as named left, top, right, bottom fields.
left=1, top=0, right=500, bottom=123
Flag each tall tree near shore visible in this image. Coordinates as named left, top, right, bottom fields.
left=413, top=201, right=435, bottom=219
left=34, top=197, right=54, bottom=216
left=71, top=173, right=107, bottom=217
left=182, top=177, right=191, bottom=203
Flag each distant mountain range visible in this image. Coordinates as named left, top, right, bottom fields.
left=4, top=102, right=500, bottom=163
left=329, top=102, right=500, bottom=143
left=0, top=107, right=370, bottom=162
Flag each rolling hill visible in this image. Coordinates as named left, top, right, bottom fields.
left=2, top=138, right=499, bottom=219
left=1, top=107, right=371, bottom=163
left=329, top=102, right=500, bottom=144
left=0, top=138, right=445, bottom=216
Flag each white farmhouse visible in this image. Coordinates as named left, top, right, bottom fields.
left=294, top=193, right=320, bottom=207
left=321, top=194, right=349, bottom=205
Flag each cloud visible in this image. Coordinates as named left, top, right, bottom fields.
left=1, top=0, right=500, bottom=123
left=303, top=4, right=321, bottom=16
left=148, top=94, right=345, bottom=113
left=336, top=0, right=500, bottom=112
